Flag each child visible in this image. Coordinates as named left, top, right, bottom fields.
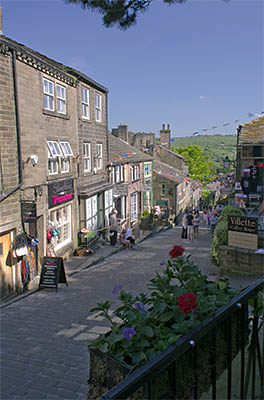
left=125, top=224, right=135, bottom=248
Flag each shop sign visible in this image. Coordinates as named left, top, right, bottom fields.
left=228, top=215, right=258, bottom=250
left=39, top=257, right=68, bottom=292
left=21, top=200, right=37, bottom=221
left=113, top=184, right=128, bottom=197
left=143, top=184, right=152, bottom=192
left=48, top=178, right=74, bottom=209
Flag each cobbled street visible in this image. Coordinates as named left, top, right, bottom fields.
left=0, top=222, right=258, bottom=400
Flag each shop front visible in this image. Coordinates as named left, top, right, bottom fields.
left=47, top=178, right=77, bottom=257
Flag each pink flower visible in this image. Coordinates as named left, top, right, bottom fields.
left=169, top=245, right=185, bottom=259
left=178, top=293, right=197, bottom=315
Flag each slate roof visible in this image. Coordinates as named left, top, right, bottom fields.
left=0, top=35, right=107, bottom=92
left=239, top=117, right=264, bottom=144
left=152, top=160, right=185, bottom=184
left=109, top=134, right=153, bottom=165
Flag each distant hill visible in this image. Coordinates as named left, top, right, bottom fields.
left=159, top=134, right=237, bottom=174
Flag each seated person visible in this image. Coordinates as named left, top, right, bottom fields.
left=120, top=229, right=131, bottom=249
left=124, top=224, right=135, bottom=247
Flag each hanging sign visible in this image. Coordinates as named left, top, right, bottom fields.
left=143, top=184, right=152, bottom=192
left=113, top=184, right=128, bottom=196
left=39, top=257, right=68, bottom=292
left=21, top=201, right=37, bottom=222
left=228, top=215, right=258, bottom=250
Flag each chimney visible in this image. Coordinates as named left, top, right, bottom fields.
left=0, top=7, right=3, bottom=35
left=160, top=123, right=171, bottom=149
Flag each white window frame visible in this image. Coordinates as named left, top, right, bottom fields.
left=85, top=195, right=98, bottom=230
left=96, top=143, right=103, bottom=170
left=130, top=192, right=138, bottom=222
left=81, top=87, right=90, bottom=119
left=48, top=148, right=59, bottom=175
left=116, top=166, right=120, bottom=183
left=47, top=140, right=63, bottom=158
left=48, top=204, right=72, bottom=250
left=60, top=141, right=73, bottom=157
left=95, top=93, right=102, bottom=122
left=83, top=142, right=91, bottom=172
left=144, top=162, right=152, bottom=178
left=56, top=84, right=66, bottom=114
left=43, top=78, right=54, bottom=111
left=104, top=189, right=113, bottom=226
left=120, top=165, right=124, bottom=182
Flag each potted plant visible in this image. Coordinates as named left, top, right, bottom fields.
left=88, top=246, right=247, bottom=399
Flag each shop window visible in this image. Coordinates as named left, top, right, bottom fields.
left=144, top=162, right=152, bottom=178
left=104, top=189, right=113, bottom=226
left=49, top=204, right=72, bottom=250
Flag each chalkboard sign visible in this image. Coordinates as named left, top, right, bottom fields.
left=39, top=257, right=68, bottom=292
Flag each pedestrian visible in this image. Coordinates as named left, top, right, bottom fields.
left=203, top=209, right=207, bottom=223
left=181, top=212, right=188, bottom=239
left=211, top=213, right=219, bottom=235
left=207, top=210, right=211, bottom=233
left=187, top=210, right=194, bottom=241
left=109, top=209, right=118, bottom=247
left=193, top=212, right=200, bottom=239
left=120, top=228, right=131, bottom=249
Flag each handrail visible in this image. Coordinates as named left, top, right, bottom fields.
left=100, top=277, right=264, bottom=400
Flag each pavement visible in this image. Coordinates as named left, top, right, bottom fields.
left=0, top=217, right=261, bottom=400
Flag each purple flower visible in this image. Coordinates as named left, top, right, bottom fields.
left=133, top=302, right=147, bottom=313
left=122, top=327, right=136, bottom=340
left=160, top=261, right=165, bottom=266
left=112, top=284, right=122, bottom=294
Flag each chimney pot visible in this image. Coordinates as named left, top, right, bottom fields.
left=162, top=124, right=165, bottom=130
left=167, top=124, right=170, bottom=130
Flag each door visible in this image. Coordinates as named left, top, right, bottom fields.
left=0, top=232, right=13, bottom=297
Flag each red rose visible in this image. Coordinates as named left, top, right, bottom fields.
left=169, top=245, right=185, bottom=259
left=178, top=293, right=197, bottom=315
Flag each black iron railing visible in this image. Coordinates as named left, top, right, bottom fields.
left=100, top=278, right=264, bottom=400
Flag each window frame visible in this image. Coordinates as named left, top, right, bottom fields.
left=48, top=204, right=72, bottom=250
left=43, top=78, right=55, bottom=111
left=96, top=143, right=103, bottom=170
left=81, top=86, right=90, bottom=120
left=83, top=142, right=91, bottom=172
left=144, top=162, right=152, bottom=178
left=95, top=93, right=102, bottom=122
left=56, top=84, right=66, bottom=114
left=130, top=192, right=138, bottom=222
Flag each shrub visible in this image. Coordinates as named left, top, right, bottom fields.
left=142, top=209, right=149, bottom=218
left=211, top=205, right=244, bottom=265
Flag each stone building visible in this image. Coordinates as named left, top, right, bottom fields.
left=236, top=117, right=264, bottom=207
left=0, top=35, right=110, bottom=297
left=109, top=134, right=153, bottom=227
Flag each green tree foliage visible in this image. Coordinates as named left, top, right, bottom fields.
left=64, top=0, right=206, bottom=29
left=174, top=145, right=215, bottom=182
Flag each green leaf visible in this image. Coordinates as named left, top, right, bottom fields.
left=159, top=311, right=174, bottom=322
left=152, top=302, right=166, bottom=314
left=99, top=342, right=108, bottom=353
left=142, top=326, right=154, bottom=337
left=139, top=339, right=150, bottom=348
left=131, top=351, right=146, bottom=364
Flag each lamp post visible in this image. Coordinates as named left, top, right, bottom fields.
left=223, top=155, right=236, bottom=170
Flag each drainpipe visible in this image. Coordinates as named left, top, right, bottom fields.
left=235, top=125, right=242, bottom=183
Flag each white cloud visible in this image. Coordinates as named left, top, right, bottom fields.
left=200, top=95, right=208, bottom=100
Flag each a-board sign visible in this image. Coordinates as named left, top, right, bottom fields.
left=228, top=215, right=258, bottom=251
left=39, top=257, right=68, bottom=292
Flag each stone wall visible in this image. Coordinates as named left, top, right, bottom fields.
left=219, top=245, right=263, bottom=276
left=154, top=146, right=185, bottom=172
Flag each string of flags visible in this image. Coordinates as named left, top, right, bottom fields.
left=111, top=111, right=263, bottom=163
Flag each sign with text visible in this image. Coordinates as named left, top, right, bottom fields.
left=228, top=215, right=258, bottom=250
left=21, top=200, right=37, bottom=222
left=113, top=184, right=128, bottom=197
left=39, top=257, right=68, bottom=292
left=143, top=184, right=152, bottom=192
left=48, top=179, right=74, bottom=209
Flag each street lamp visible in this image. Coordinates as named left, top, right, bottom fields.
left=223, top=155, right=236, bottom=169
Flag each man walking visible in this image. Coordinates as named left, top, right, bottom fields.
left=109, top=209, right=119, bottom=247
left=187, top=210, right=194, bottom=241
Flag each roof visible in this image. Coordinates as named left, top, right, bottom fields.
left=0, top=35, right=107, bottom=92
left=109, top=134, right=153, bottom=164
left=239, top=117, right=264, bottom=144
left=152, top=160, right=185, bottom=184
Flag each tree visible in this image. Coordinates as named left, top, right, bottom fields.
left=64, top=0, right=186, bottom=29
left=173, top=145, right=215, bottom=182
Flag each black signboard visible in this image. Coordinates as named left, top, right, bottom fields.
left=228, top=215, right=258, bottom=235
left=21, top=201, right=37, bottom=222
left=48, top=178, right=74, bottom=209
left=39, top=257, right=68, bottom=292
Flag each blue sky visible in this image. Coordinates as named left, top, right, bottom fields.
left=1, top=0, right=263, bottom=137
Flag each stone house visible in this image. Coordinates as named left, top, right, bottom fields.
left=109, top=134, right=153, bottom=228
left=236, top=117, right=264, bottom=208
left=0, top=35, right=110, bottom=297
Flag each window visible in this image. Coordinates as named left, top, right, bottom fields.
left=48, top=204, right=72, bottom=250
left=131, top=164, right=140, bottom=182
left=161, top=184, right=169, bottom=195
left=43, top=79, right=54, bottom=111
left=144, top=162, right=152, bottom=178
left=95, top=93, right=102, bottom=122
left=56, top=84, right=66, bottom=114
left=120, top=165, right=124, bottom=182
left=81, top=87, right=90, bottom=119
left=83, top=143, right=91, bottom=172
left=116, top=166, right=120, bottom=183
left=130, top=192, right=138, bottom=222
left=104, top=189, right=113, bottom=226
left=96, top=143, right=103, bottom=170
left=85, top=195, right=98, bottom=230
left=47, top=140, right=73, bottom=175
